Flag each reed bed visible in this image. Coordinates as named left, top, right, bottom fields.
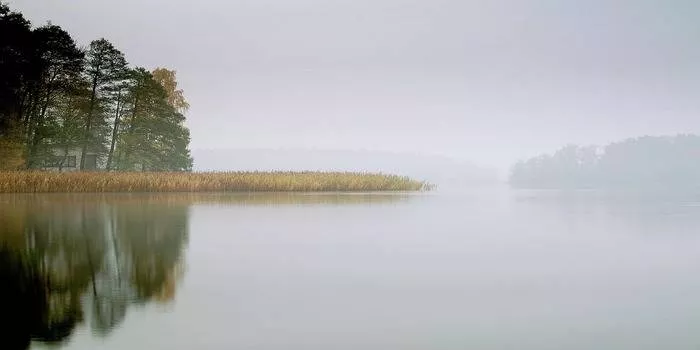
left=0, top=171, right=430, bottom=193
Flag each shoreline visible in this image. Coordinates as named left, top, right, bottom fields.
left=0, top=171, right=431, bottom=193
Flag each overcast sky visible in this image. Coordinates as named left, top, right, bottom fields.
left=10, top=0, right=700, bottom=167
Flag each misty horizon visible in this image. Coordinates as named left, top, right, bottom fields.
left=4, top=2, right=700, bottom=349
left=192, top=148, right=501, bottom=186
left=10, top=0, right=699, bottom=168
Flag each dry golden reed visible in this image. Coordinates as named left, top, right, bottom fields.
left=0, top=171, right=430, bottom=193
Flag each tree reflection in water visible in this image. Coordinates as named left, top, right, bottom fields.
left=0, top=195, right=189, bottom=349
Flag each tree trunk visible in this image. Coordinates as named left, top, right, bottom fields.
left=122, top=88, right=140, bottom=170
left=80, top=77, right=99, bottom=170
left=106, top=91, right=123, bottom=171
left=23, top=91, right=40, bottom=146
left=21, top=90, right=42, bottom=169
left=28, top=87, right=53, bottom=168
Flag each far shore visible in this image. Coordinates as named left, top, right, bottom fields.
left=0, top=171, right=431, bottom=193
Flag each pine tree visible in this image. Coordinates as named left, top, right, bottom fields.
left=80, top=38, right=126, bottom=170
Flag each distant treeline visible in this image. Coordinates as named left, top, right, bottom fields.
left=0, top=3, right=192, bottom=171
left=510, top=134, right=700, bottom=189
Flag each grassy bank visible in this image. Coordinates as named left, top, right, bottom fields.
left=0, top=171, right=430, bottom=193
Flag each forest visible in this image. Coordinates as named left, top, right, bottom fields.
left=0, top=3, right=192, bottom=171
left=510, top=134, right=700, bottom=189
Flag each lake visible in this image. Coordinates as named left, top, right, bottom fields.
left=2, top=190, right=700, bottom=350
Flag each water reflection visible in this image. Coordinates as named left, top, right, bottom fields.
left=0, top=192, right=411, bottom=349
left=511, top=189, right=700, bottom=235
left=0, top=195, right=189, bottom=349
left=122, top=192, right=417, bottom=206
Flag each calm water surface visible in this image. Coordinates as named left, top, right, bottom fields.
left=2, top=190, right=700, bottom=350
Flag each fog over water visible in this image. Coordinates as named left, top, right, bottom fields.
left=11, top=0, right=700, bottom=167
left=3, top=192, right=700, bottom=350
left=4, top=2, right=700, bottom=349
